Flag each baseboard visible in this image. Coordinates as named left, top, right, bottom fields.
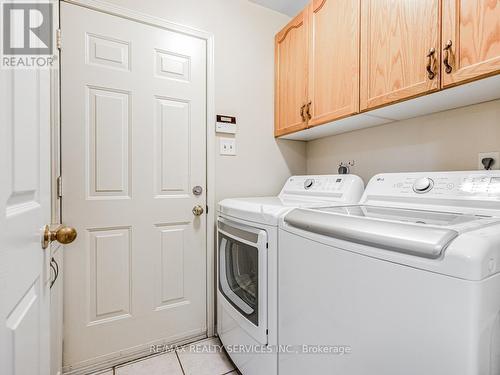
left=62, top=330, right=207, bottom=375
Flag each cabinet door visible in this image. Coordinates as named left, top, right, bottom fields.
left=308, top=0, right=360, bottom=127
left=275, top=9, right=309, bottom=137
left=360, top=0, right=440, bottom=110
left=442, top=0, right=500, bottom=87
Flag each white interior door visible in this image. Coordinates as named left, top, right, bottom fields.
left=0, top=56, right=52, bottom=375
left=60, top=3, right=207, bottom=371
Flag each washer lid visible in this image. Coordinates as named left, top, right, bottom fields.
left=284, top=205, right=495, bottom=259
left=318, top=205, right=483, bottom=228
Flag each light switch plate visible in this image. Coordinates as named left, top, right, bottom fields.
left=220, top=138, right=236, bottom=156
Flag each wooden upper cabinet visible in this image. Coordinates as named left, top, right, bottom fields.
left=275, top=9, right=309, bottom=137
left=441, top=0, right=500, bottom=87
left=360, top=0, right=440, bottom=111
left=274, top=0, right=499, bottom=137
left=308, top=0, right=360, bottom=127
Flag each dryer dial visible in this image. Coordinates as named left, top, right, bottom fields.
left=304, top=179, right=314, bottom=189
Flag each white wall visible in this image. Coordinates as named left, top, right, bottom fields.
left=76, top=0, right=500, bottom=196
left=306, top=99, right=500, bottom=183
left=103, top=0, right=306, bottom=202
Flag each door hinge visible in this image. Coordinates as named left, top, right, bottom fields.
left=56, top=176, right=63, bottom=198
left=266, top=243, right=269, bottom=249
left=56, top=29, right=62, bottom=50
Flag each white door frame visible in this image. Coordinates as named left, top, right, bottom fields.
left=60, top=0, right=217, bottom=338
left=51, top=1, right=61, bottom=227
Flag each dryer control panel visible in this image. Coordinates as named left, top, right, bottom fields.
left=280, top=175, right=365, bottom=203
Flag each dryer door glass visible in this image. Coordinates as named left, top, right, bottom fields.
left=219, top=233, right=259, bottom=326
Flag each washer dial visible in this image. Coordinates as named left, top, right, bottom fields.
left=413, top=177, right=434, bottom=194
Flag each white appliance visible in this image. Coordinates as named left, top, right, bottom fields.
left=217, top=175, right=364, bottom=375
left=279, top=171, right=500, bottom=375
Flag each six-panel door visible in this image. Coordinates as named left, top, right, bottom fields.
left=360, top=0, right=441, bottom=111
left=441, top=0, right=500, bottom=87
left=308, top=0, right=360, bottom=127
left=61, top=3, right=207, bottom=369
left=0, top=53, right=51, bottom=375
left=274, top=9, right=309, bottom=137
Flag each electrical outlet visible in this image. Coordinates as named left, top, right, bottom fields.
left=478, top=152, right=500, bottom=170
left=220, top=138, right=236, bottom=156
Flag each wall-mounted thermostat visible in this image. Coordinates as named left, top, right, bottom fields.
left=216, top=115, right=237, bottom=134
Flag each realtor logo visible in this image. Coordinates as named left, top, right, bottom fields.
left=2, top=2, right=53, bottom=55
left=1, top=2, right=54, bottom=68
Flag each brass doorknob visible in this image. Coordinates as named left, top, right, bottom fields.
left=192, top=205, right=204, bottom=216
left=42, top=225, right=77, bottom=249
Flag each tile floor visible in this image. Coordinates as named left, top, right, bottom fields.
left=90, top=338, right=239, bottom=375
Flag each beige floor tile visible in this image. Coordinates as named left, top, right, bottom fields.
left=115, top=351, right=183, bottom=375
left=176, top=338, right=235, bottom=375
left=89, top=371, right=113, bottom=375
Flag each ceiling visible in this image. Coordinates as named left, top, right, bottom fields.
left=249, top=0, right=309, bottom=16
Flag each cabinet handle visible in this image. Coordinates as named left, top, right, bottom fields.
left=306, top=101, right=312, bottom=120
left=443, top=40, right=453, bottom=74
left=426, top=48, right=436, bottom=80
left=300, top=104, right=306, bottom=122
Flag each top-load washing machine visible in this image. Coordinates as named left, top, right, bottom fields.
left=279, top=171, right=500, bottom=375
left=217, top=174, right=364, bottom=375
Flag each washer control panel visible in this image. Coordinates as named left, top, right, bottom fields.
left=365, top=172, right=500, bottom=200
